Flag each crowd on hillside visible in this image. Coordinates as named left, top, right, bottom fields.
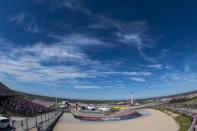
left=0, top=82, right=16, bottom=96
left=0, top=95, right=53, bottom=116
left=0, top=82, right=53, bottom=116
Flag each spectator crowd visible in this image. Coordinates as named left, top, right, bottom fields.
left=0, top=82, right=17, bottom=96
left=0, top=82, right=53, bottom=116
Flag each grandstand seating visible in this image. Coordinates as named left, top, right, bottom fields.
left=0, top=82, right=53, bottom=116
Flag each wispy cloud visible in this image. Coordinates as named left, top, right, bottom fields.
left=110, top=21, right=160, bottom=63
left=0, top=36, right=153, bottom=89
left=116, top=32, right=158, bottom=63
left=73, top=85, right=100, bottom=89
left=62, top=0, right=91, bottom=15
left=7, top=12, right=42, bottom=34
left=146, top=64, right=162, bottom=70
left=140, top=63, right=172, bottom=71
left=161, top=72, right=197, bottom=89
left=25, top=23, right=40, bottom=33
left=6, top=0, right=164, bottom=64
left=23, top=43, right=85, bottom=60
left=183, top=55, right=197, bottom=72
left=7, top=12, right=26, bottom=24
left=45, top=1, right=159, bottom=63
left=96, top=71, right=152, bottom=76
left=49, top=34, right=106, bottom=47
left=117, top=33, right=143, bottom=47
left=130, top=77, right=146, bottom=82
left=0, top=37, right=93, bottom=83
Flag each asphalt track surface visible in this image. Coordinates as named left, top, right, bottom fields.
left=53, top=109, right=179, bottom=131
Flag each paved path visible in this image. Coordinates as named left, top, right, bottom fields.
left=53, top=109, right=179, bottom=131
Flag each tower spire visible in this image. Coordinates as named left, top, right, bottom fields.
left=130, top=92, right=134, bottom=105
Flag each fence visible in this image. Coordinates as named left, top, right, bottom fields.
left=11, top=110, right=62, bottom=131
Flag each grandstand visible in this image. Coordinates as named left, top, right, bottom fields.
left=0, top=82, right=53, bottom=117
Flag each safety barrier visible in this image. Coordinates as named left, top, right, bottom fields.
left=11, top=110, right=62, bottom=131
left=188, top=115, right=196, bottom=131
left=45, top=111, right=63, bottom=131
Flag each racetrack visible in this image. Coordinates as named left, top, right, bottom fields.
left=53, top=109, right=179, bottom=131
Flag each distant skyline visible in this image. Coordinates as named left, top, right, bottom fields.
left=0, top=0, right=197, bottom=99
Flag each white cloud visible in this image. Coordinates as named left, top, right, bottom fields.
left=25, top=24, right=40, bottom=33
left=171, top=75, right=182, bottom=80
left=46, top=0, right=91, bottom=16
left=0, top=15, right=158, bottom=90
left=73, top=85, right=100, bottom=89
left=116, top=31, right=157, bottom=63
left=98, top=71, right=152, bottom=76
left=117, top=33, right=143, bottom=49
left=0, top=37, right=95, bottom=83
left=184, top=64, right=190, bottom=72
left=161, top=72, right=197, bottom=84
left=49, top=34, right=106, bottom=47
left=24, top=43, right=85, bottom=60
left=130, top=77, right=146, bottom=82
left=164, top=65, right=173, bottom=70
left=7, top=12, right=42, bottom=34
left=7, top=12, right=26, bottom=24
left=146, top=64, right=162, bottom=70
left=183, top=55, right=197, bottom=72
left=0, top=55, right=90, bottom=82
left=62, top=0, right=91, bottom=15
left=0, top=36, right=152, bottom=89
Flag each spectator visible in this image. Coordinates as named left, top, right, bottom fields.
left=0, top=82, right=53, bottom=117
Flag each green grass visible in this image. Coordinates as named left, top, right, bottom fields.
left=175, top=114, right=192, bottom=131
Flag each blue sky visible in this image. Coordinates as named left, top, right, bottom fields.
left=0, top=0, right=197, bottom=100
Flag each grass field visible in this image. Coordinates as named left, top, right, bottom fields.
left=175, top=114, right=192, bottom=131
